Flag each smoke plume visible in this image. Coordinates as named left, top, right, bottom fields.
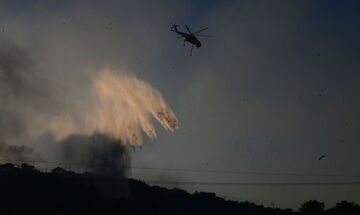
left=60, top=133, right=130, bottom=176
left=0, top=36, right=56, bottom=149
left=0, top=35, right=179, bottom=174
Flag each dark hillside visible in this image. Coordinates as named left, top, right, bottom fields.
left=0, top=163, right=294, bottom=215
left=1, top=163, right=359, bottom=215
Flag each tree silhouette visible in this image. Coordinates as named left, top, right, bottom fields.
left=299, top=200, right=325, bottom=215
left=327, top=200, right=360, bottom=215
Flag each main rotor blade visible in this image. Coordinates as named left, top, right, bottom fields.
left=177, top=35, right=184, bottom=38
left=185, top=25, right=192, bottom=33
left=197, top=34, right=212, bottom=38
left=194, top=27, right=208, bottom=34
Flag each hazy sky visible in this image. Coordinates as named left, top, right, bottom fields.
left=0, top=0, right=359, bottom=209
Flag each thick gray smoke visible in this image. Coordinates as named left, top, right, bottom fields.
left=0, top=36, right=31, bottom=146
left=0, top=36, right=54, bottom=165
left=0, top=36, right=54, bottom=151
left=60, top=133, right=130, bottom=176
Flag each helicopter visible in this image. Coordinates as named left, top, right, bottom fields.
left=170, top=23, right=211, bottom=56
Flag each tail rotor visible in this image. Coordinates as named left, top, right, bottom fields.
left=170, top=23, right=179, bottom=32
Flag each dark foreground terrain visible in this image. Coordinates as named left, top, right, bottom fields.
left=0, top=163, right=359, bottom=215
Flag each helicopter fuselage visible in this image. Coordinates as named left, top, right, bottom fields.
left=174, top=30, right=202, bottom=48
left=170, top=24, right=209, bottom=56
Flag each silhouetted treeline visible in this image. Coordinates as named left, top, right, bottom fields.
left=0, top=163, right=358, bottom=215
left=298, top=199, right=360, bottom=215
